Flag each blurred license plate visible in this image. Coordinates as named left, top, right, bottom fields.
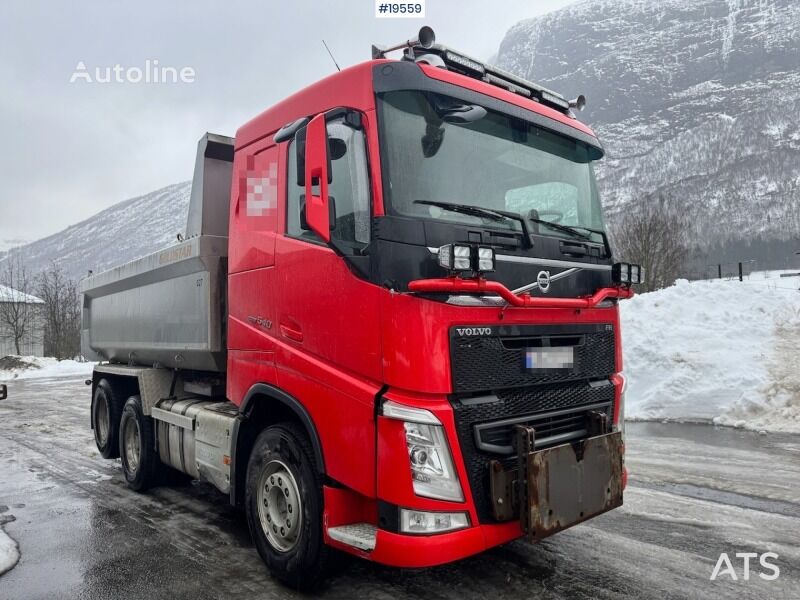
left=525, top=347, right=574, bottom=370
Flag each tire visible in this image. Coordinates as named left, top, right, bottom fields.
left=245, top=423, right=330, bottom=590
left=119, top=395, right=160, bottom=492
left=92, top=379, right=122, bottom=459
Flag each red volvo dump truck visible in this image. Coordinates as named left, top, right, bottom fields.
left=81, top=27, right=643, bottom=587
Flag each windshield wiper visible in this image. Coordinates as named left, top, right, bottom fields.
left=527, top=217, right=595, bottom=242
left=414, top=200, right=532, bottom=246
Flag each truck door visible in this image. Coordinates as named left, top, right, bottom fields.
left=273, top=111, right=382, bottom=497
left=227, top=143, right=281, bottom=398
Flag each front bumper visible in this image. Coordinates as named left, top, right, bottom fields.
left=368, top=520, right=521, bottom=568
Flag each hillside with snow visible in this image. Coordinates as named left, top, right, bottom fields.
left=622, top=272, right=800, bottom=433
left=497, top=0, right=800, bottom=250
left=0, top=182, right=190, bottom=282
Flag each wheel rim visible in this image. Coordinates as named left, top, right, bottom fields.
left=257, top=459, right=302, bottom=552
left=123, top=417, right=141, bottom=475
left=94, top=394, right=110, bottom=447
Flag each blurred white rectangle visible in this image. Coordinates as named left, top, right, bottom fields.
left=525, top=347, right=575, bottom=370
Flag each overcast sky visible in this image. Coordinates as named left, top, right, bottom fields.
left=0, top=0, right=574, bottom=244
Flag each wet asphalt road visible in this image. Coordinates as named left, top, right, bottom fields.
left=1, top=374, right=799, bottom=600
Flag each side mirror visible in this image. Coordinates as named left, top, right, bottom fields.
left=0, top=384, right=7, bottom=401
left=300, top=194, right=336, bottom=233
left=303, top=113, right=332, bottom=242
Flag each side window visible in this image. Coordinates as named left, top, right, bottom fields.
left=286, top=115, right=371, bottom=248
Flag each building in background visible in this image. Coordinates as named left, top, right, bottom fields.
left=0, top=284, right=44, bottom=356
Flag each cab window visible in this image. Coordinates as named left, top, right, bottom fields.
left=286, top=115, right=370, bottom=250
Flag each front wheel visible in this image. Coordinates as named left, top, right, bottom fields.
left=245, top=423, right=330, bottom=589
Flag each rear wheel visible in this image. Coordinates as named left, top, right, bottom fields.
left=119, top=395, right=160, bottom=491
left=92, top=379, right=122, bottom=459
left=245, top=423, right=330, bottom=589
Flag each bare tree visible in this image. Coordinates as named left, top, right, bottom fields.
left=610, top=197, right=688, bottom=293
left=0, top=256, right=40, bottom=355
left=37, top=263, right=81, bottom=359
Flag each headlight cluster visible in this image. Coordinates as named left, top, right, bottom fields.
left=383, top=400, right=464, bottom=502
left=612, top=262, right=645, bottom=285
left=438, top=243, right=495, bottom=274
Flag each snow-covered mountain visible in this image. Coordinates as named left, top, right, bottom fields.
left=497, top=0, right=800, bottom=249
left=0, top=182, right=190, bottom=282
left=0, top=238, right=30, bottom=253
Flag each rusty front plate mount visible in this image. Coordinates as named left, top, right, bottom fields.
left=489, top=426, right=624, bottom=541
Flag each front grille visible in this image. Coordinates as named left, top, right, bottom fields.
left=450, top=324, right=615, bottom=393
left=452, top=380, right=615, bottom=523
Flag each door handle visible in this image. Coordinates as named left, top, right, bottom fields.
left=279, top=322, right=304, bottom=342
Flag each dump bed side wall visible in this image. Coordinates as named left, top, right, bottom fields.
left=81, top=235, right=227, bottom=372
left=80, top=133, right=233, bottom=372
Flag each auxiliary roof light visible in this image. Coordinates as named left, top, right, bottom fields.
left=438, top=244, right=495, bottom=275
left=612, top=262, right=645, bottom=286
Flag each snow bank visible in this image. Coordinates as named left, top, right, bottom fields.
left=0, top=526, right=19, bottom=576
left=621, top=274, right=800, bottom=433
left=0, top=356, right=95, bottom=381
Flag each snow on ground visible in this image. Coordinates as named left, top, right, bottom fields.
left=621, top=272, right=800, bottom=433
left=0, top=356, right=95, bottom=381
left=0, top=525, right=20, bottom=576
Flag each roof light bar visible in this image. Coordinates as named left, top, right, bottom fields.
left=422, top=46, right=573, bottom=114
left=371, top=27, right=581, bottom=115
left=443, top=50, right=485, bottom=74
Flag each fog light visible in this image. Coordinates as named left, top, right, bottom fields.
left=400, top=509, right=470, bottom=534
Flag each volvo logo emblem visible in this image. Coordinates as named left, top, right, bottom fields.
left=537, top=270, right=551, bottom=293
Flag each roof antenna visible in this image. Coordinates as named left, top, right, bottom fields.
left=322, top=40, right=341, bottom=72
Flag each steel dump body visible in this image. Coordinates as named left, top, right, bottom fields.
left=80, top=235, right=227, bottom=371
left=80, top=133, right=233, bottom=372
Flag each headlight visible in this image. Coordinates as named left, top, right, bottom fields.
left=383, top=400, right=464, bottom=502
left=400, top=509, right=470, bottom=534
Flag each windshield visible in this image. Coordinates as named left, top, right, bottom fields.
left=377, top=90, right=607, bottom=242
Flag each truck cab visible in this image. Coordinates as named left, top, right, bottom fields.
left=82, top=29, right=641, bottom=589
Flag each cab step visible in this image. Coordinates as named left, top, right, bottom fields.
left=327, top=523, right=377, bottom=551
